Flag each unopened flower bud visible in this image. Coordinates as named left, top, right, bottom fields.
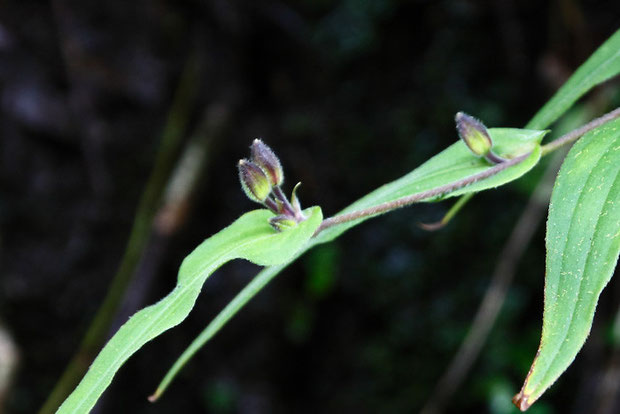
left=250, top=139, right=284, bottom=186
left=238, top=159, right=272, bottom=203
left=269, top=215, right=298, bottom=232
left=455, top=112, right=493, bottom=157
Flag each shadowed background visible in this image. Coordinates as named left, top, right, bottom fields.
left=1, top=1, right=620, bottom=413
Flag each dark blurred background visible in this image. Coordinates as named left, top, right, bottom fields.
left=2, top=1, right=620, bottom=413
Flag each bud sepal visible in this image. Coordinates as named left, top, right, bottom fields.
left=238, top=159, right=272, bottom=203
left=290, top=182, right=306, bottom=221
left=269, top=215, right=298, bottom=232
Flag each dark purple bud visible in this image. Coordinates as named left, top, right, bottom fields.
left=250, top=139, right=284, bottom=186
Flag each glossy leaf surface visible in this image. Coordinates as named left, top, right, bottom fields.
left=57, top=207, right=323, bottom=414
left=514, top=118, right=620, bottom=410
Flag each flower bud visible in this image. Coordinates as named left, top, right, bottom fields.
left=269, top=215, right=298, bottom=232
left=455, top=112, right=493, bottom=157
left=238, top=159, right=272, bottom=203
left=250, top=139, right=284, bottom=186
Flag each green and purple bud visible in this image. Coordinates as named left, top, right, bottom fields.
left=269, top=215, right=298, bottom=232
left=455, top=112, right=493, bottom=157
left=250, top=139, right=284, bottom=186
left=238, top=159, right=272, bottom=203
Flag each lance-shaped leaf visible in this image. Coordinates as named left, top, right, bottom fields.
left=152, top=127, right=547, bottom=398
left=57, top=207, right=322, bottom=414
left=513, top=118, right=620, bottom=410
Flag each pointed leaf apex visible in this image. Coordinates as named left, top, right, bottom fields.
left=512, top=391, right=532, bottom=411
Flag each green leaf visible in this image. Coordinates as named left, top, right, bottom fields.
left=316, top=127, right=547, bottom=243
left=57, top=207, right=322, bottom=414
left=153, top=128, right=547, bottom=397
left=446, top=28, right=620, bottom=244
left=526, top=29, right=620, bottom=130
left=150, top=263, right=287, bottom=401
left=513, top=119, right=620, bottom=411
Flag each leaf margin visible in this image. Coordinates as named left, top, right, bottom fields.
left=57, top=206, right=323, bottom=414
left=513, top=117, right=620, bottom=410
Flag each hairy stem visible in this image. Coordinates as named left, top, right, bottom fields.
left=263, top=197, right=279, bottom=214
left=485, top=150, right=507, bottom=164
left=272, top=186, right=297, bottom=216
left=315, top=152, right=530, bottom=235
left=316, top=106, right=620, bottom=236
left=540, top=106, right=620, bottom=155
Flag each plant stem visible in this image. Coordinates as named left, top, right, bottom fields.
left=315, top=152, right=530, bottom=235
left=272, top=186, right=297, bottom=216
left=316, top=106, right=620, bottom=236
left=263, top=197, right=279, bottom=213
left=419, top=192, right=474, bottom=231
left=485, top=151, right=507, bottom=164
left=540, top=106, right=620, bottom=156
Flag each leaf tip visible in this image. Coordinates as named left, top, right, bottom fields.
left=147, top=389, right=162, bottom=403
left=512, top=390, right=532, bottom=411
left=417, top=220, right=446, bottom=231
